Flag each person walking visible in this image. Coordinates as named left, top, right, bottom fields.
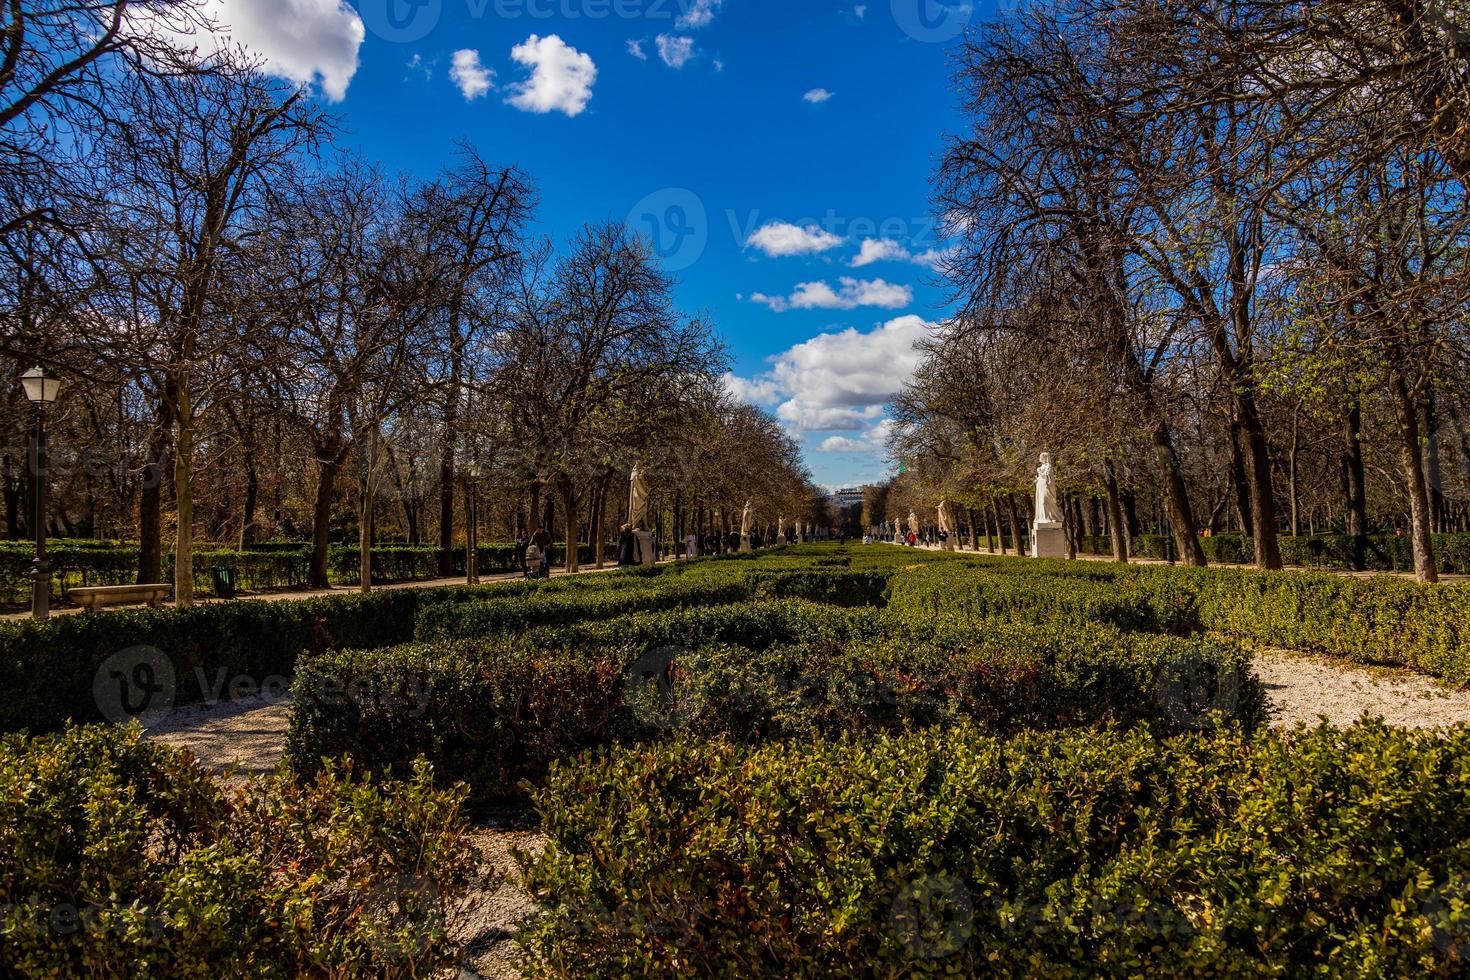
left=685, top=530, right=700, bottom=558
left=531, top=526, right=552, bottom=578
left=617, top=524, right=637, bottom=567
left=514, top=532, right=529, bottom=575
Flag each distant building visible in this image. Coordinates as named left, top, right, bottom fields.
left=830, top=487, right=867, bottom=510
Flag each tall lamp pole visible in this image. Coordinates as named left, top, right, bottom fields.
left=463, top=461, right=481, bottom=586
left=20, top=366, right=64, bottom=620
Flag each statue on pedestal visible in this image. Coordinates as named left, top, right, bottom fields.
left=1031, top=452, right=1066, bottom=559
left=628, top=467, right=655, bottom=565
left=937, top=499, right=956, bottom=551
left=1034, top=453, right=1060, bottom=524
left=740, top=499, right=753, bottom=552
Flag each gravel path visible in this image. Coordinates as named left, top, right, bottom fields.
left=1256, top=651, right=1470, bottom=729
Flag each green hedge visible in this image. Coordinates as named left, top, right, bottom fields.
left=0, top=540, right=607, bottom=604
left=0, top=723, right=480, bottom=977
left=1080, top=531, right=1470, bottom=574
left=519, top=721, right=1470, bottom=977
left=412, top=576, right=755, bottom=642
left=287, top=601, right=1263, bottom=801
left=0, top=571, right=651, bottom=734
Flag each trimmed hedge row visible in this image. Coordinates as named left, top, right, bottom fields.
left=519, top=722, right=1470, bottom=977
left=413, top=576, right=755, bottom=642
left=0, top=541, right=605, bottom=604
left=0, top=724, right=480, bottom=977
left=0, top=571, right=651, bottom=734
left=890, top=556, right=1470, bottom=682
left=287, top=601, right=1264, bottom=801
left=1080, top=531, right=1470, bottom=573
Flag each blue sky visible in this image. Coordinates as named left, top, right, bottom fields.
left=195, top=0, right=982, bottom=487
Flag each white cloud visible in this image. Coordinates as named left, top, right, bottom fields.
left=820, top=420, right=894, bottom=452
left=851, top=239, right=909, bottom=267
left=675, top=0, right=723, bottom=29
left=721, top=372, right=782, bottom=405
left=804, top=88, right=834, bottom=103
left=854, top=4, right=868, bottom=19
left=627, top=39, right=647, bottom=60
left=746, top=221, right=844, bottom=258
left=751, top=277, right=913, bottom=312
left=850, top=238, right=956, bottom=273
left=405, top=53, right=432, bottom=81
left=656, top=34, right=697, bottom=68
left=449, top=49, right=493, bottom=100
left=506, top=34, right=597, bottom=117
left=139, top=0, right=364, bottom=101
left=725, top=316, right=934, bottom=434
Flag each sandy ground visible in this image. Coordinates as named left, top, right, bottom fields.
left=1256, top=651, right=1470, bottom=729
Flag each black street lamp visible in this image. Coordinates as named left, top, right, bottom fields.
left=20, top=366, right=63, bottom=620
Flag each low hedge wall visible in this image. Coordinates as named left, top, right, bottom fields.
left=287, top=602, right=1263, bottom=801
left=0, top=723, right=480, bottom=977
left=0, top=541, right=607, bottom=604
left=0, top=571, right=652, bottom=734
left=412, top=577, right=755, bottom=642
left=519, top=721, right=1470, bottom=977
left=888, top=557, right=1470, bottom=683
left=1080, top=531, right=1470, bottom=574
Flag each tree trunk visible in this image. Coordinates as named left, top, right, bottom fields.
left=240, top=455, right=259, bottom=550
left=138, top=418, right=170, bottom=584
left=1229, top=422, right=1254, bottom=538
left=1104, top=460, right=1129, bottom=563
left=561, top=480, right=580, bottom=573
left=309, top=436, right=344, bottom=590
left=1150, top=421, right=1206, bottom=566
left=1238, top=395, right=1283, bottom=569
left=1342, top=400, right=1368, bottom=537
left=173, top=385, right=196, bottom=607
left=1390, top=373, right=1439, bottom=582
left=1005, top=494, right=1024, bottom=557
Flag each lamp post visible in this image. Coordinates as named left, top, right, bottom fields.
left=20, top=366, right=63, bottom=620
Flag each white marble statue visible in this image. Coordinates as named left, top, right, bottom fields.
left=907, top=511, right=919, bottom=538
left=1034, top=453, right=1060, bottom=525
left=740, top=499, right=753, bottom=551
left=937, top=499, right=955, bottom=551
left=628, top=466, right=651, bottom=530
left=777, top=515, right=785, bottom=544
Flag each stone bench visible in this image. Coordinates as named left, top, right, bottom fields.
left=68, top=584, right=171, bottom=613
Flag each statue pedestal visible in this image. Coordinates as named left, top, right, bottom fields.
left=634, top=530, right=656, bottom=566
left=1031, top=521, right=1066, bottom=559
left=740, top=534, right=752, bottom=552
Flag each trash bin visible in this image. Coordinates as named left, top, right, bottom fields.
left=211, top=566, right=236, bottom=600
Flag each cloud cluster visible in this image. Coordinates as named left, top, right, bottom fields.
left=745, top=221, right=844, bottom=257
left=804, top=88, right=834, bottom=103
left=851, top=238, right=954, bottom=272
left=141, top=0, right=364, bottom=101
left=675, top=0, right=724, bottom=30
left=750, top=277, right=912, bottom=312
left=506, top=34, right=597, bottom=117
left=656, top=34, right=697, bottom=68
left=449, top=49, right=493, bottom=101
left=724, top=315, right=933, bottom=436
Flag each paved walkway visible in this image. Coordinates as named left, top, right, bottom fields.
left=2, top=559, right=670, bottom=621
